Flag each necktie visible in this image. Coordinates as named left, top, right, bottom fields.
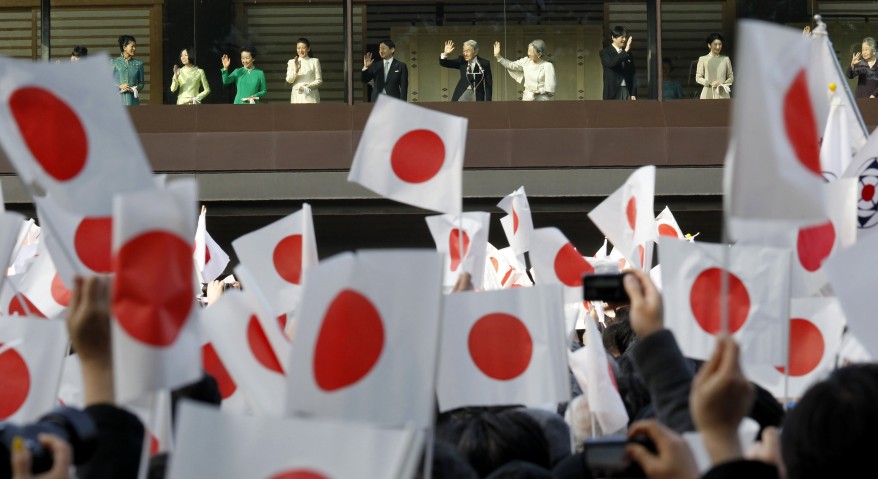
left=384, top=60, right=390, bottom=81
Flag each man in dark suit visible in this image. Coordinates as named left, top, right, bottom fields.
left=439, top=39, right=492, bottom=101
left=600, top=26, right=637, bottom=100
left=361, top=39, right=408, bottom=102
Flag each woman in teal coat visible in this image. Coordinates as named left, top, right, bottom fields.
left=221, top=47, right=267, bottom=104
left=112, top=34, right=144, bottom=106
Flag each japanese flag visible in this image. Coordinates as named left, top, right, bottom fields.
left=659, top=237, right=790, bottom=365
left=0, top=212, right=25, bottom=274
left=733, top=178, right=857, bottom=297
left=498, top=186, right=534, bottom=254
left=530, top=228, right=595, bottom=304
left=8, top=219, right=40, bottom=276
left=0, top=55, right=155, bottom=216
left=824, top=231, right=878, bottom=358
left=483, top=243, right=531, bottom=290
left=194, top=207, right=230, bottom=283
left=286, top=250, right=443, bottom=429
left=348, top=95, right=466, bottom=214
left=842, top=126, right=878, bottom=240
left=9, top=243, right=72, bottom=319
left=128, top=389, right=175, bottom=458
left=819, top=90, right=857, bottom=181
left=426, top=212, right=489, bottom=292
left=111, top=179, right=202, bottom=404
left=168, top=401, right=420, bottom=479
left=724, top=20, right=827, bottom=224
left=200, top=341, right=252, bottom=414
left=587, top=165, right=656, bottom=270
left=744, top=298, right=845, bottom=399
left=0, top=316, right=68, bottom=423
left=656, top=206, right=684, bottom=240
left=35, top=194, right=113, bottom=288
left=232, top=204, right=318, bottom=316
left=569, top=315, right=628, bottom=435
left=437, top=285, right=569, bottom=411
left=809, top=21, right=868, bottom=151
left=201, top=289, right=288, bottom=415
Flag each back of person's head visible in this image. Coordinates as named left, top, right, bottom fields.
left=610, top=26, right=627, bottom=39
left=457, top=409, right=551, bottom=477
left=415, top=440, right=478, bottom=479
left=484, top=460, right=553, bottom=479
left=603, top=317, right=635, bottom=357
left=782, top=364, right=878, bottom=479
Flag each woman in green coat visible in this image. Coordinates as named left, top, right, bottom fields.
left=112, top=34, right=144, bottom=106
left=221, top=47, right=267, bottom=104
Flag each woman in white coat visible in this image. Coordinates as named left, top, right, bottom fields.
left=286, top=37, right=323, bottom=103
left=695, top=32, right=733, bottom=99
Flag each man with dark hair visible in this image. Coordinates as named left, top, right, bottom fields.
left=361, top=39, right=409, bottom=101
left=600, top=26, right=637, bottom=100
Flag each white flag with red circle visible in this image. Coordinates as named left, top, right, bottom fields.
left=819, top=91, right=857, bottom=181
left=348, top=95, right=466, bottom=214
left=530, top=228, right=595, bottom=304
left=35, top=195, right=113, bottom=288
left=0, top=55, right=155, bottom=216
left=200, top=341, right=251, bottom=413
left=842, top=126, right=878, bottom=240
left=169, top=401, right=419, bottom=479
left=201, top=288, right=288, bottom=415
left=659, top=237, right=790, bottom=365
left=111, top=179, right=202, bottom=404
left=587, top=166, right=656, bottom=270
left=824, top=231, right=878, bottom=358
left=569, top=315, right=629, bottom=435
left=426, top=212, right=489, bottom=292
left=128, top=389, right=175, bottom=458
left=733, top=178, right=857, bottom=297
left=0, top=316, right=68, bottom=423
left=498, top=186, right=534, bottom=254
left=232, top=204, right=318, bottom=316
left=194, top=208, right=230, bottom=283
left=744, top=297, right=845, bottom=398
left=0, top=211, right=24, bottom=273
left=286, top=250, right=443, bottom=428
left=437, top=285, right=569, bottom=411
left=8, top=243, right=71, bottom=320
left=724, top=20, right=827, bottom=224
left=483, top=243, right=531, bottom=290
left=656, top=206, right=684, bottom=240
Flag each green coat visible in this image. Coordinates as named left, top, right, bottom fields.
left=221, top=67, right=267, bottom=104
left=112, top=55, right=144, bottom=106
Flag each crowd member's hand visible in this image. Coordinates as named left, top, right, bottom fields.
left=205, top=280, right=225, bottom=306
left=493, top=42, right=501, bottom=57
left=747, top=426, right=786, bottom=478
left=67, top=276, right=113, bottom=405
left=363, top=52, right=374, bottom=68
left=690, top=336, right=754, bottom=466
left=11, top=434, right=73, bottom=479
left=627, top=420, right=698, bottom=479
left=221, top=54, right=231, bottom=70
left=625, top=36, right=633, bottom=52
left=623, top=269, right=663, bottom=337
left=444, top=40, right=455, bottom=55
left=802, top=25, right=811, bottom=36
left=452, top=272, right=473, bottom=293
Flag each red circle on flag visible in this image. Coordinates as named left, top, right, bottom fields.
left=269, top=470, right=330, bottom=479
left=247, top=315, right=284, bottom=374
left=51, top=273, right=72, bottom=307
left=783, top=70, right=822, bottom=177
left=313, top=289, right=384, bottom=391
left=74, top=217, right=113, bottom=273
left=8, top=294, right=46, bottom=319
left=553, top=243, right=595, bottom=287
left=796, top=221, right=835, bottom=272
left=202, top=343, right=237, bottom=399
left=149, top=434, right=160, bottom=456
left=776, top=318, right=825, bottom=377
left=512, top=208, right=520, bottom=235
left=390, top=129, right=445, bottom=184
left=637, top=244, right=645, bottom=269
left=626, top=197, right=637, bottom=231
left=0, top=345, right=30, bottom=419
left=273, top=235, right=304, bottom=285
left=9, top=87, right=88, bottom=182
left=489, top=257, right=499, bottom=272
left=449, top=229, right=471, bottom=272
left=863, top=184, right=876, bottom=202
left=468, top=313, right=533, bottom=380
left=277, top=313, right=288, bottom=335
left=658, top=224, right=679, bottom=238
left=689, top=268, right=751, bottom=335
left=112, top=231, right=194, bottom=347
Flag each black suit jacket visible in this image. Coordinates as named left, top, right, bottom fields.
left=600, top=45, right=636, bottom=100
left=439, top=55, right=493, bottom=101
left=361, top=58, right=408, bottom=102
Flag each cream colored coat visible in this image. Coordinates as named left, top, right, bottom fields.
left=695, top=54, right=733, bottom=99
left=286, top=57, right=323, bottom=103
